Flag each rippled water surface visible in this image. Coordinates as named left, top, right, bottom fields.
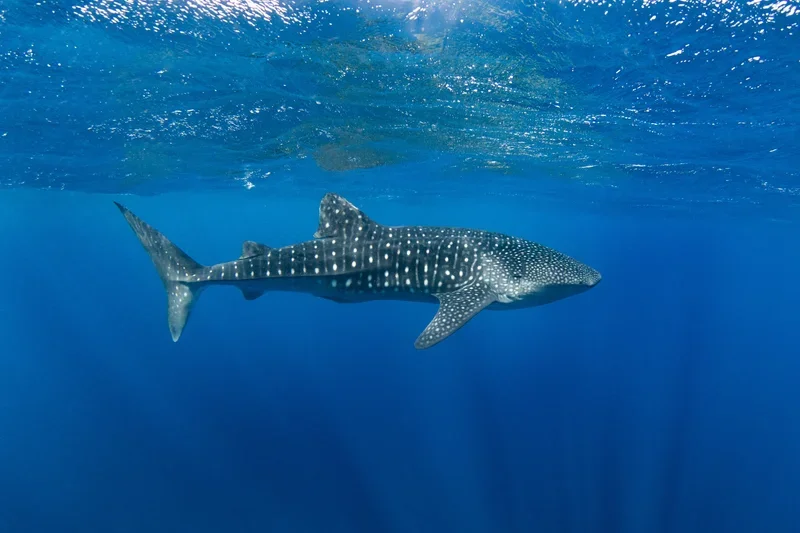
left=1, top=0, right=798, bottom=215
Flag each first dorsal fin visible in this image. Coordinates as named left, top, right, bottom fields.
left=314, top=193, right=381, bottom=239
left=240, top=240, right=272, bottom=259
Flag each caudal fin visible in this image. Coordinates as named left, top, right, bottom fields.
left=115, top=202, right=205, bottom=342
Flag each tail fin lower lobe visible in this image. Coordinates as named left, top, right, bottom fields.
left=115, top=202, right=204, bottom=341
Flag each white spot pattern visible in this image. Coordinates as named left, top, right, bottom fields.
left=117, top=193, right=600, bottom=351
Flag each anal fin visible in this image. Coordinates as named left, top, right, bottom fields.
left=240, top=287, right=266, bottom=300
left=414, top=282, right=497, bottom=349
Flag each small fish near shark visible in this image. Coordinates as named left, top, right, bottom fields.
left=115, top=193, right=601, bottom=349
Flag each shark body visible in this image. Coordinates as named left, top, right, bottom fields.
left=116, top=193, right=601, bottom=349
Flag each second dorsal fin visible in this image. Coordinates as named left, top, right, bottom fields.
left=313, top=193, right=381, bottom=239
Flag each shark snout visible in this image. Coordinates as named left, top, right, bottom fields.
left=583, top=269, right=602, bottom=287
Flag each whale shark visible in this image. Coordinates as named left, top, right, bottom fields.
left=115, top=193, right=601, bottom=349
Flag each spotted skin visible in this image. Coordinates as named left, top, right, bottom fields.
left=115, top=194, right=601, bottom=349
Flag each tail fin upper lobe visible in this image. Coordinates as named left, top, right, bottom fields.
left=115, top=202, right=204, bottom=342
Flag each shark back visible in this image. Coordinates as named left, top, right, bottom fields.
left=308, top=194, right=485, bottom=295
left=307, top=194, right=504, bottom=348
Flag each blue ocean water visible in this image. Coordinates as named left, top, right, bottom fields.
left=1, top=1, right=799, bottom=532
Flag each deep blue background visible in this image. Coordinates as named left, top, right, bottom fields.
left=2, top=0, right=800, bottom=531
left=1, top=188, right=798, bottom=532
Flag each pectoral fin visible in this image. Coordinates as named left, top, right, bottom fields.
left=414, top=283, right=496, bottom=350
